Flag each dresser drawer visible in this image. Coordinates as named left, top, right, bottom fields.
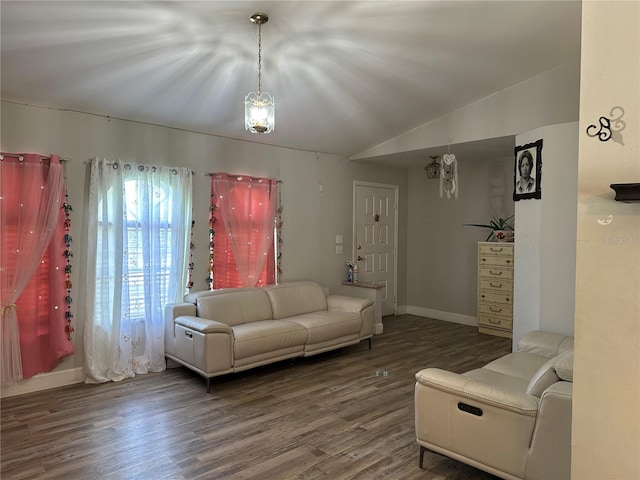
left=479, top=244, right=514, bottom=256
left=479, top=290, right=512, bottom=304
left=479, top=279, right=513, bottom=292
left=479, top=303, right=513, bottom=317
left=479, top=255, right=513, bottom=267
left=479, top=266, right=513, bottom=280
left=478, top=314, right=512, bottom=330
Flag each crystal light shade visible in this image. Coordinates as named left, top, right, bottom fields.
left=245, top=91, right=275, bottom=134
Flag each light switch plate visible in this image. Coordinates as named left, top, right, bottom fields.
left=336, top=234, right=343, bottom=244
left=335, top=245, right=343, bottom=254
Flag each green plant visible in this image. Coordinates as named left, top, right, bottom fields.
left=463, top=215, right=514, bottom=241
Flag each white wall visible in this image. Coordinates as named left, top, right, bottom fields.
left=513, top=122, right=579, bottom=347
left=353, top=61, right=580, bottom=161
left=0, top=101, right=408, bottom=396
left=572, top=1, right=640, bottom=478
left=405, top=155, right=513, bottom=324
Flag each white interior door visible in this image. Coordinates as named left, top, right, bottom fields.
left=354, top=182, right=398, bottom=316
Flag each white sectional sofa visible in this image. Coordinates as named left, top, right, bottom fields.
left=415, top=330, right=574, bottom=480
left=164, top=281, right=374, bottom=391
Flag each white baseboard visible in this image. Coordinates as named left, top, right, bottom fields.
left=399, top=305, right=478, bottom=327
left=1, top=367, right=84, bottom=398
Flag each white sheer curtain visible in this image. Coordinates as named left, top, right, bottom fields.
left=84, top=158, right=192, bottom=383
left=211, top=174, right=277, bottom=287
left=0, top=154, right=64, bottom=383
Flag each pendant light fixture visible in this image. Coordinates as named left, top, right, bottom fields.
left=424, top=155, right=441, bottom=179
left=244, top=12, right=275, bottom=134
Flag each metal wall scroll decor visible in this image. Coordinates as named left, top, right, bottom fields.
left=586, top=106, right=626, bottom=145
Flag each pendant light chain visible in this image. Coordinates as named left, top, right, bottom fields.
left=257, top=22, right=262, bottom=95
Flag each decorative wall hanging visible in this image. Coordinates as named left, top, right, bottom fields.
left=513, top=139, right=543, bottom=201
left=186, top=219, right=195, bottom=291
left=440, top=152, right=458, bottom=199
left=586, top=106, right=626, bottom=145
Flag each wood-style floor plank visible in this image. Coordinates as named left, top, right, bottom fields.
left=1, top=315, right=511, bottom=479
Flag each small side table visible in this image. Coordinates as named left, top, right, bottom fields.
left=339, top=281, right=385, bottom=335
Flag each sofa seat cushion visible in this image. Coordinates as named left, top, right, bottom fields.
left=482, top=352, right=550, bottom=382
left=285, top=311, right=362, bottom=346
left=232, top=320, right=307, bottom=361
left=463, top=368, right=531, bottom=394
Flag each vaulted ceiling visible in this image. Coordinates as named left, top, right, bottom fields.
left=0, top=1, right=582, bottom=165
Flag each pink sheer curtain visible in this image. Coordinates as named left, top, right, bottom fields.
left=211, top=173, right=277, bottom=288
left=0, top=153, right=74, bottom=383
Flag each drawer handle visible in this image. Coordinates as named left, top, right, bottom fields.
left=489, top=307, right=503, bottom=313
left=489, top=247, right=504, bottom=252
left=489, top=282, right=503, bottom=288
left=488, top=318, right=501, bottom=325
left=506, top=260, right=511, bottom=264
left=505, top=298, right=510, bottom=302
left=481, top=294, right=486, bottom=298
left=489, top=270, right=503, bottom=276
left=185, top=331, right=193, bottom=339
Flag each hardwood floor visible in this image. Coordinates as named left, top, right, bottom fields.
left=1, top=315, right=511, bottom=480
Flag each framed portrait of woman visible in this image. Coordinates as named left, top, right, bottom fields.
left=513, top=139, right=542, bottom=201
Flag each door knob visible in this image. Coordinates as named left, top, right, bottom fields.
left=357, top=256, right=365, bottom=261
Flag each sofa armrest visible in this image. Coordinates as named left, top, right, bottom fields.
left=175, top=315, right=233, bottom=335
left=165, top=303, right=197, bottom=355
left=327, top=295, right=373, bottom=313
left=165, top=302, right=196, bottom=321
left=415, top=368, right=539, bottom=415
left=524, top=381, right=573, bottom=480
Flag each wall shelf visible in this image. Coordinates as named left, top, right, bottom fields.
left=610, top=183, right=640, bottom=203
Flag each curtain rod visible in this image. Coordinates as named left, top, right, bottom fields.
left=0, top=153, right=71, bottom=162
left=206, top=172, right=283, bottom=183
left=82, top=159, right=196, bottom=175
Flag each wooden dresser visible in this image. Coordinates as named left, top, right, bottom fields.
left=477, top=242, right=514, bottom=338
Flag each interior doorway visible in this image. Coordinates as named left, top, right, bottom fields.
left=353, top=181, right=398, bottom=316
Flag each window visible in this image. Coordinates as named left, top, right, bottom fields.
left=210, top=173, right=278, bottom=289
left=84, top=159, right=192, bottom=382
left=0, top=153, right=74, bottom=383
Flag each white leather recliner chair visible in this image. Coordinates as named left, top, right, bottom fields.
left=415, top=331, right=574, bottom=480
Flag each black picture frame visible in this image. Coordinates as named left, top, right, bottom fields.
left=513, top=139, right=542, bottom=201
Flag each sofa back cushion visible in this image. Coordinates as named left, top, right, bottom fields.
left=196, top=289, right=273, bottom=326
left=264, top=281, right=328, bottom=320
left=517, top=331, right=574, bottom=359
